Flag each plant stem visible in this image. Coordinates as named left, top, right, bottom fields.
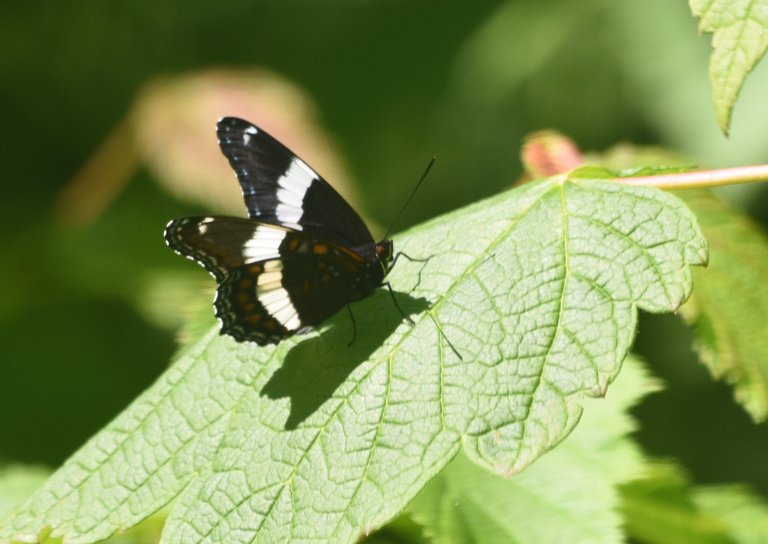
left=611, top=164, right=768, bottom=189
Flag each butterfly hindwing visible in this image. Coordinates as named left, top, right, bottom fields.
left=164, top=216, right=293, bottom=281
left=166, top=215, right=384, bottom=345
left=214, top=259, right=303, bottom=344
left=215, top=248, right=368, bottom=344
left=217, top=117, right=375, bottom=248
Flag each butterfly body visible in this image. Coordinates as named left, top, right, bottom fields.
left=165, top=117, right=394, bottom=345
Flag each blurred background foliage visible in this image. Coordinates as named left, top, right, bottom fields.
left=2, top=0, right=768, bottom=512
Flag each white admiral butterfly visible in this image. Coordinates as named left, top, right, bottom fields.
left=165, top=117, right=396, bottom=345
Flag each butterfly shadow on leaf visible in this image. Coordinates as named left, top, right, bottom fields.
left=261, top=290, right=429, bottom=430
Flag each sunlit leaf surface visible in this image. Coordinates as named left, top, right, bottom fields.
left=1, top=178, right=706, bottom=544
left=408, top=356, right=653, bottom=544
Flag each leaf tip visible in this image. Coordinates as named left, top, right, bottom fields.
left=716, top=108, right=731, bottom=138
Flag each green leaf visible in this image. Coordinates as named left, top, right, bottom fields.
left=0, top=466, right=50, bottom=519
left=0, top=466, right=167, bottom=544
left=568, top=164, right=695, bottom=180
left=408, top=355, right=654, bottom=544
left=622, top=462, right=768, bottom=544
left=693, top=485, right=768, bottom=544
left=689, top=0, right=768, bottom=135
left=620, top=464, right=735, bottom=544
left=566, top=165, right=616, bottom=179
left=678, top=189, right=768, bottom=421
left=1, top=178, right=707, bottom=544
left=362, top=514, right=430, bottom=544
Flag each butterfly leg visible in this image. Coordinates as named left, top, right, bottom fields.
left=346, top=304, right=357, bottom=347
left=390, top=251, right=431, bottom=267
left=383, top=281, right=416, bottom=326
left=391, top=252, right=432, bottom=291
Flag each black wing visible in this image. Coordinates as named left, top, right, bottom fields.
left=215, top=252, right=369, bottom=345
left=165, top=215, right=377, bottom=345
left=216, top=117, right=375, bottom=249
left=164, top=216, right=292, bottom=281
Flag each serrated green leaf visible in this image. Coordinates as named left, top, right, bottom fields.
left=1, top=178, right=707, bottom=544
left=678, top=189, right=768, bottom=421
left=693, top=485, right=768, bottom=544
left=580, top=144, right=768, bottom=420
left=408, top=355, right=654, bottom=544
left=620, top=464, right=735, bottom=544
left=689, top=0, right=768, bottom=135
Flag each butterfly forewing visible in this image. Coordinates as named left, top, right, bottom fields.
left=217, top=117, right=375, bottom=248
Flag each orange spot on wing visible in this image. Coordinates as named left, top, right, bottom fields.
left=239, top=278, right=253, bottom=289
left=313, top=244, right=328, bottom=255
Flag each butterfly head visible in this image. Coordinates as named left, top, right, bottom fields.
left=375, top=239, right=394, bottom=275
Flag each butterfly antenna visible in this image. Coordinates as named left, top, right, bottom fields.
left=383, top=157, right=435, bottom=240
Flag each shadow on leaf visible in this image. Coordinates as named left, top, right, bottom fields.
left=261, top=290, right=429, bottom=430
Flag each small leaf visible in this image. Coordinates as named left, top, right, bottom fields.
left=408, top=355, right=654, bottom=544
left=568, top=164, right=696, bottom=180
left=689, top=0, right=768, bottom=135
left=693, top=485, right=768, bottom=543
left=567, top=165, right=616, bottom=179
left=623, top=465, right=768, bottom=544
left=1, top=178, right=707, bottom=544
left=620, top=465, right=734, bottom=544
left=678, top=189, right=768, bottom=421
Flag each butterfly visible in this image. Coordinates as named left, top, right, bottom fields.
left=164, top=117, right=398, bottom=345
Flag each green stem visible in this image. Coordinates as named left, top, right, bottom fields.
left=611, top=164, right=768, bottom=189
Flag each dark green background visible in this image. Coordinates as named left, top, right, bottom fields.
left=2, top=0, right=768, bottom=499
